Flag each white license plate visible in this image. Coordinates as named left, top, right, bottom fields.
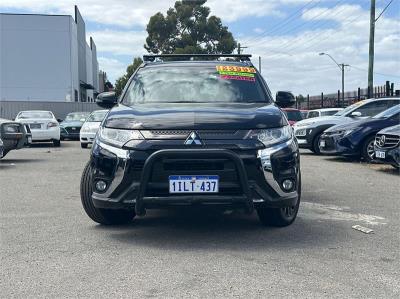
left=319, top=140, right=326, bottom=147
left=295, top=129, right=306, bottom=137
left=28, top=136, right=32, bottom=143
left=169, top=175, right=219, bottom=193
left=375, top=151, right=385, bottom=159
left=30, top=124, right=41, bottom=129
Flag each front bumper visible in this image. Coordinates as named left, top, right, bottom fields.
left=374, top=146, right=400, bottom=167
left=294, top=127, right=313, bottom=148
left=80, top=132, right=96, bottom=144
left=319, top=133, right=358, bottom=156
left=89, top=139, right=300, bottom=213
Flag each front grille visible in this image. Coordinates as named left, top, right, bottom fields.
left=375, top=134, right=400, bottom=149
left=144, top=157, right=241, bottom=197
left=65, top=127, right=80, bottom=134
left=140, top=129, right=247, bottom=140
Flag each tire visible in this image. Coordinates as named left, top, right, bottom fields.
left=311, top=133, right=322, bottom=155
left=257, top=175, right=301, bottom=227
left=80, top=162, right=135, bottom=225
left=60, top=136, right=65, bottom=141
left=53, top=139, right=61, bottom=147
left=361, top=135, right=375, bottom=162
left=81, top=143, right=88, bottom=149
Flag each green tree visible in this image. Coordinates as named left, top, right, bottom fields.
left=114, top=57, right=143, bottom=96
left=144, top=0, right=236, bottom=55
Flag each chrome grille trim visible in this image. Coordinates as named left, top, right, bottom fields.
left=375, top=134, right=400, bottom=149
left=140, top=129, right=250, bottom=140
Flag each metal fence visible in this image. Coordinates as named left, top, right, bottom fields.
left=296, top=81, right=399, bottom=110
left=0, top=101, right=99, bottom=120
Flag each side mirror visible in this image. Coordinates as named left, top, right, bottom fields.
left=57, top=119, right=63, bottom=123
left=275, top=91, right=295, bottom=108
left=350, top=111, right=362, bottom=117
left=96, top=92, right=118, bottom=109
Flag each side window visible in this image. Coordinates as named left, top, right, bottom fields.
left=307, top=111, right=319, bottom=118
left=353, top=101, right=389, bottom=117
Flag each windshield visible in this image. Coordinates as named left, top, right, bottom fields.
left=284, top=110, right=303, bottom=121
left=321, top=110, right=340, bottom=116
left=86, top=111, right=108, bottom=122
left=65, top=112, right=90, bottom=121
left=372, top=105, right=400, bottom=119
left=122, top=65, right=270, bottom=105
left=334, top=101, right=367, bottom=116
left=17, top=111, right=53, bottom=119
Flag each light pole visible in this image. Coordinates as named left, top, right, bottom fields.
left=319, top=52, right=349, bottom=107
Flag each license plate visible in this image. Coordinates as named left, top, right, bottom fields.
left=319, top=140, right=326, bottom=147
left=375, top=151, right=385, bottom=159
left=295, top=129, right=306, bottom=137
left=169, top=175, right=219, bottom=193
left=30, top=124, right=41, bottom=129
left=28, top=136, right=32, bottom=143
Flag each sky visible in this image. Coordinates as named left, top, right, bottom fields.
left=1, top=0, right=399, bottom=96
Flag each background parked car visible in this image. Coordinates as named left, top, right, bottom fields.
left=374, top=124, right=400, bottom=169
left=60, top=112, right=91, bottom=140
left=79, top=110, right=108, bottom=148
left=0, top=138, right=3, bottom=158
left=282, top=108, right=303, bottom=126
left=293, top=98, right=400, bottom=154
left=0, top=118, right=31, bottom=158
left=300, top=109, right=308, bottom=119
left=307, top=108, right=344, bottom=118
left=15, top=110, right=61, bottom=147
left=319, top=105, right=400, bottom=161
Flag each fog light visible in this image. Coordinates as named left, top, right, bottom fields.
left=95, top=180, right=107, bottom=192
left=282, top=179, right=294, bottom=191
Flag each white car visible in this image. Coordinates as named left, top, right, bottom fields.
left=306, top=108, right=343, bottom=119
left=15, top=110, right=61, bottom=147
left=80, top=110, right=108, bottom=148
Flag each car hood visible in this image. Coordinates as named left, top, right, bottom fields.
left=325, top=119, right=369, bottom=132
left=60, top=120, right=84, bottom=127
left=378, top=124, right=400, bottom=135
left=104, top=103, right=287, bottom=130
left=82, top=122, right=101, bottom=130
left=294, top=115, right=357, bottom=128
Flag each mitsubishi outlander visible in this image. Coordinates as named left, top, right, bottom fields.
left=80, top=54, right=301, bottom=227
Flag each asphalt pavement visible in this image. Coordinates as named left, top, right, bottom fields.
left=0, top=142, right=399, bottom=298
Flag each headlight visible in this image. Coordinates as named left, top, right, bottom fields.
left=256, top=125, right=293, bottom=147
left=330, top=129, right=356, bottom=137
left=98, top=127, right=144, bottom=147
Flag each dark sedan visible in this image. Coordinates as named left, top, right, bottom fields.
left=374, top=124, right=400, bottom=169
left=319, top=105, right=400, bottom=161
left=60, top=112, right=91, bottom=140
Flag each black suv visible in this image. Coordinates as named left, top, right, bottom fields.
left=80, top=54, right=301, bottom=227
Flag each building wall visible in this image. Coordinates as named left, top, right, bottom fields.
left=0, top=7, right=99, bottom=104
left=0, top=14, right=73, bottom=102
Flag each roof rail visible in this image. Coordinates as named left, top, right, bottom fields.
left=143, top=54, right=252, bottom=62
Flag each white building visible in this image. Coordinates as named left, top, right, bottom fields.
left=0, top=6, right=99, bottom=103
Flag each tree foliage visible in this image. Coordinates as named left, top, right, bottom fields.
left=144, top=0, right=236, bottom=54
left=114, top=57, right=143, bottom=96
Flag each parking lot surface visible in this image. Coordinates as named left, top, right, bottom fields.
left=1, top=142, right=399, bottom=298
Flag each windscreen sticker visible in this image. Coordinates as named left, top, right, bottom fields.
left=216, top=65, right=256, bottom=82
left=218, top=70, right=255, bottom=77
left=216, top=65, right=256, bottom=73
left=220, top=74, right=256, bottom=82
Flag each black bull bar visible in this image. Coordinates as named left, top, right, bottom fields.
left=135, top=149, right=254, bottom=216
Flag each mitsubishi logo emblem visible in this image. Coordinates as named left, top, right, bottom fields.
left=184, top=131, right=203, bottom=145
left=377, top=135, right=386, bottom=147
